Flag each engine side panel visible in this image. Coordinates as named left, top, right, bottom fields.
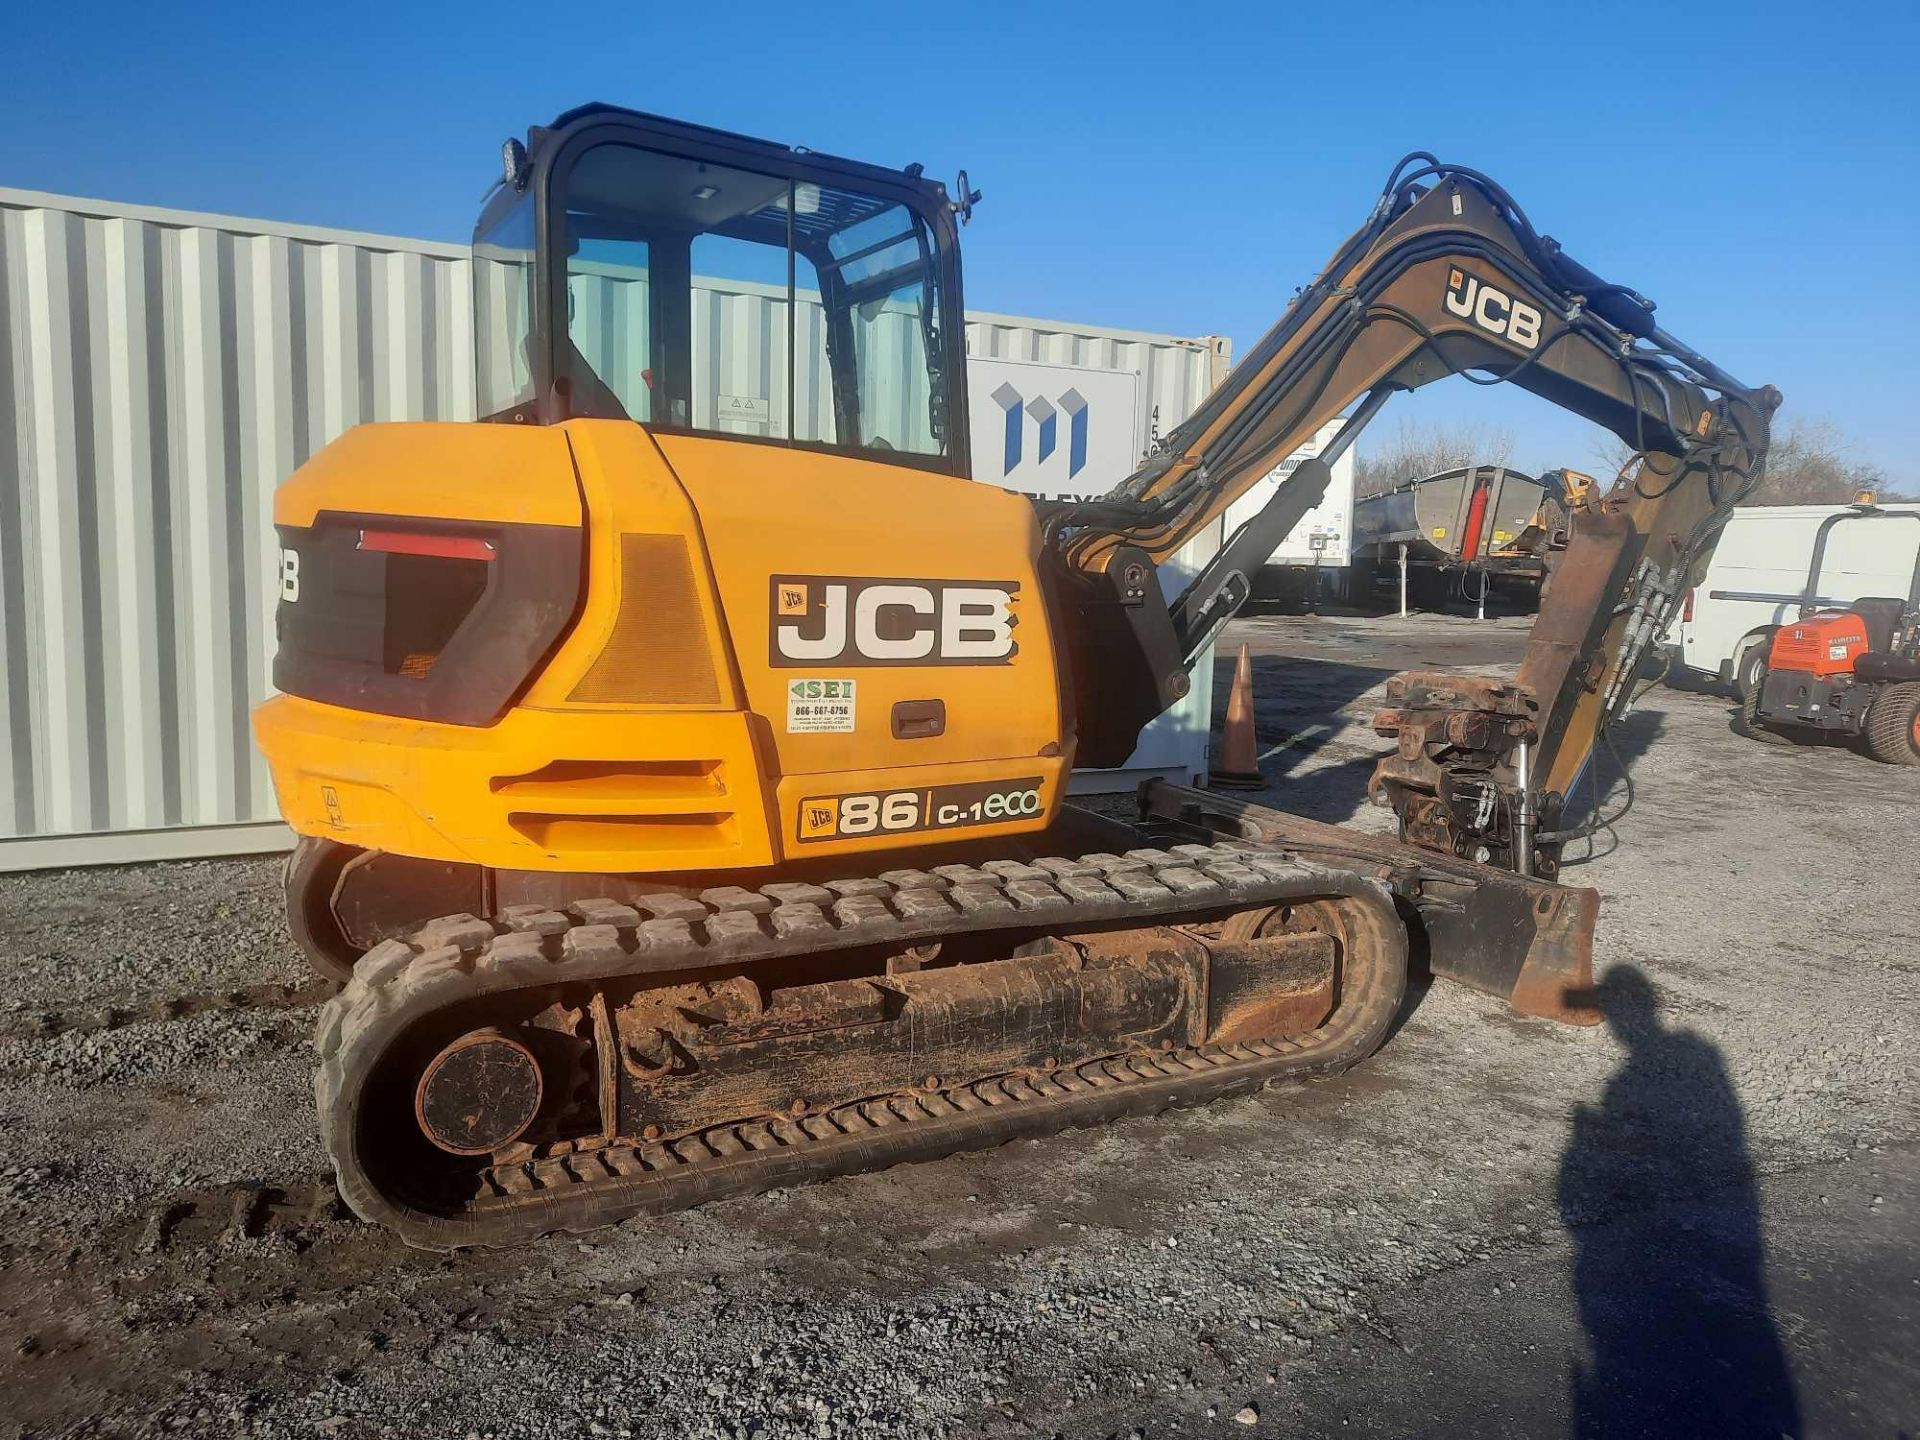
left=650, top=429, right=1069, bottom=859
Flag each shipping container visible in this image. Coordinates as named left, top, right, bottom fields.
left=0, top=187, right=1228, bottom=869
left=963, top=316, right=1230, bottom=790
left=0, top=188, right=477, bottom=871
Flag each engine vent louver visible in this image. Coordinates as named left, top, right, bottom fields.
left=569, top=534, right=722, bottom=706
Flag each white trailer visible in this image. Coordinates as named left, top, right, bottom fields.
left=1669, top=502, right=1920, bottom=693
left=1219, top=421, right=1355, bottom=605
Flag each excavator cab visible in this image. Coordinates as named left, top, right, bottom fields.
left=471, top=105, right=969, bottom=469
left=259, top=104, right=1073, bottom=959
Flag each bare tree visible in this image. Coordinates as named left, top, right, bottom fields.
left=1743, top=419, right=1899, bottom=504
left=1354, top=418, right=1516, bottom=499
left=1590, top=417, right=1905, bottom=506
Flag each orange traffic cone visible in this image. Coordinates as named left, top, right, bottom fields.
left=1209, top=643, right=1265, bottom=789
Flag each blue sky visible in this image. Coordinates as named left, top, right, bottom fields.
left=8, top=0, right=1917, bottom=485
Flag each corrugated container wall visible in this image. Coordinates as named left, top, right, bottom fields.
left=963, top=314, right=1230, bottom=789
left=0, top=188, right=1225, bottom=870
left=0, top=189, right=478, bottom=869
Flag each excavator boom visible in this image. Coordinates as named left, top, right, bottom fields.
left=1052, top=155, right=1777, bottom=863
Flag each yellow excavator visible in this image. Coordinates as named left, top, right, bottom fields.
left=253, top=105, right=1777, bottom=1247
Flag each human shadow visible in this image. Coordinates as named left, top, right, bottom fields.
left=1557, top=965, right=1801, bottom=1438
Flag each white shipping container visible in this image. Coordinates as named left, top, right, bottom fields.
left=0, top=188, right=478, bottom=871
left=0, top=187, right=1228, bottom=867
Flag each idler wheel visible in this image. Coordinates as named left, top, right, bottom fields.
left=413, top=1028, right=543, bottom=1155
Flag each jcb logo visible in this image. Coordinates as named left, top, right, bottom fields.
left=1444, top=268, right=1543, bottom=351
left=770, top=576, right=1019, bottom=667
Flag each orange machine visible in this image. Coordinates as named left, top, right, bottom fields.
left=1765, top=612, right=1873, bottom=679
left=1743, top=592, right=1920, bottom=760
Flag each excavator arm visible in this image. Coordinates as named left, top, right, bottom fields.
left=1054, top=154, right=1779, bottom=879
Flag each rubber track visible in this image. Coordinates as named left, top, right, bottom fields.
left=316, top=840, right=1408, bottom=1249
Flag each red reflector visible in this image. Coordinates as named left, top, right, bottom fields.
left=1682, top=587, right=1694, bottom=623
left=357, top=529, right=497, bottom=561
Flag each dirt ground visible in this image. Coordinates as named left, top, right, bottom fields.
left=0, top=610, right=1914, bottom=1439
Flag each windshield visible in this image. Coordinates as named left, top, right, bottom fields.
left=557, top=142, right=952, bottom=460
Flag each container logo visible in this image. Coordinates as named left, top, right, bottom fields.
left=989, top=383, right=1089, bottom=479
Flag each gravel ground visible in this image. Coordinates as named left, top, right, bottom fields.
left=0, top=609, right=1913, bottom=1439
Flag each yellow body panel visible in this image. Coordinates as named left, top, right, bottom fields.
left=253, top=420, right=1070, bottom=874
left=275, top=422, right=583, bottom=528
left=255, top=694, right=778, bottom=870
left=517, top=423, right=744, bottom=713
left=654, top=431, right=1063, bottom=775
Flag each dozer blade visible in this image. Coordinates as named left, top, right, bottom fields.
left=315, top=841, right=1408, bottom=1249
left=1139, top=781, right=1601, bottom=1026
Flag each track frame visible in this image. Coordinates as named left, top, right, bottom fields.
left=318, top=838, right=1407, bottom=1248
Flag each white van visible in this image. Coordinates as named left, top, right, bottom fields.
left=1670, top=502, right=1920, bottom=693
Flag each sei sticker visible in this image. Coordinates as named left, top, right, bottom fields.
left=787, top=677, right=857, bottom=733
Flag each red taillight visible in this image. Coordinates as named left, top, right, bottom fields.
left=1682, top=587, right=1695, bottom=623
left=357, top=529, right=497, bottom=562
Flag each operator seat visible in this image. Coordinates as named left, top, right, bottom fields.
left=1850, top=597, right=1908, bottom=656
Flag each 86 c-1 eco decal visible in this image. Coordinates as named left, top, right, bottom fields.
left=796, top=777, right=1045, bottom=843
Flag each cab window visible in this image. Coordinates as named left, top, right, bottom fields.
left=558, top=143, right=952, bottom=462
left=473, top=196, right=537, bottom=419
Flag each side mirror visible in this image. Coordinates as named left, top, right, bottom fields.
left=502, top=138, right=531, bottom=192
left=949, top=169, right=983, bottom=225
